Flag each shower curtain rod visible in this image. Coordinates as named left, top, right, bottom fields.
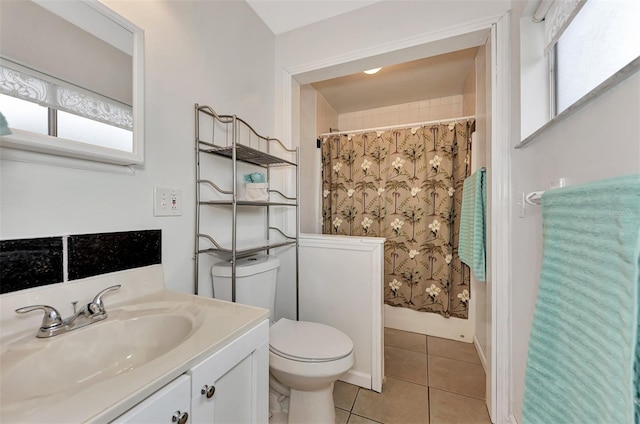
left=318, top=115, right=476, bottom=137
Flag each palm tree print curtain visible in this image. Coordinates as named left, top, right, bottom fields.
left=321, top=122, right=474, bottom=318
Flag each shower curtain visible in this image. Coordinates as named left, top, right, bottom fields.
left=321, top=122, right=473, bottom=318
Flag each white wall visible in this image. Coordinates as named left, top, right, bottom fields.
left=316, top=91, right=338, bottom=135
left=462, top=60, right=476, bottom=116
left=299, top=85, right=318, bottom=233
left=299, top=234, right=385, bottom=392
left=0, top=1, right=275, bottom=294
left=508, top=4, right=640, bottom=422
left=298, top=86, right=337, bottom=234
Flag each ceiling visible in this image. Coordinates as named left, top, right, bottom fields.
left=245, top=0, right=384, bottom=35
left=245, top=0, right=480, bottom=114
left=311, top=47, right=478, bottom=114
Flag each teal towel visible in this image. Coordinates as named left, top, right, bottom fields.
left=243, top=172, right=265, bottom=183
left=523, top=174, right=640, bottom=424
left=459, top=167, right=486, bottom=282
left=0, top=111, right=11, bottom=136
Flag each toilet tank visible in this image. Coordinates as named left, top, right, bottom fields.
left=211, top=255, right=280, bottom=321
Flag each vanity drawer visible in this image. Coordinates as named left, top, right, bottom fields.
left=111, top=374, right=191, bottom=424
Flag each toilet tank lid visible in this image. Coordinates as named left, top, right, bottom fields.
left=212, top=255, right=280, bottom=278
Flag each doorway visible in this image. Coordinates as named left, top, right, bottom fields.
left=277, top=16, right=512, bottom=424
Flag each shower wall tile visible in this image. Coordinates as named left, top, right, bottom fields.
left=68, top=230, right=161, bottom=280
left=336, top=94, right=468, bottom=132
left=0, top=237, right=63, bottom=294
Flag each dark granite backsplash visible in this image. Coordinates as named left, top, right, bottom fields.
left=0, top=237, right=64, bottom=294
left=0, top=230, right=161, bottom=294
left=68, top=230, right=161, bottom=280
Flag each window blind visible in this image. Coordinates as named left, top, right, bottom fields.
left=543, top=0, right=586, bottom=53
left=0, top=59, right=132, bottom=131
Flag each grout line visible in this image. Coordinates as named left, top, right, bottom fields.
left=350, top=388, right=359, bottom=411
left=428, top=386, right=487, bottom=402
left=62, top=235, right=69, bottom=282
left=427, top=352, right=484, bottom=365
left=427, top=383, right=432, bottom=424
left=385, top=375, right=428, bottom=387
left=426, top=357, right=430, bottom=387
left=349, top=413, right=384, bottom=423
left=384, top=344, right=427, bottom=355
left=384, top=375, right=428, bottom=388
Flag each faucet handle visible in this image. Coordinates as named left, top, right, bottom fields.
left=89, top=284, right=122, bottom=314
left=15, top=305, right=63, bottom=329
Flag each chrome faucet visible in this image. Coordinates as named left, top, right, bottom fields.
left=15, top=285, right=121, bottom=338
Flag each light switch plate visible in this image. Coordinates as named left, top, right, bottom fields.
left=154, top=187, right=182, bottom=216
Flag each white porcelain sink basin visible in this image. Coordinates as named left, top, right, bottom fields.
left=0, top=303, right=199, bottom=404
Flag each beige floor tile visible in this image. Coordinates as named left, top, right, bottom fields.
left=427, top=337, right=481, bottom=364
left=428, top=356, right=485, bottom=400
left=385, top=328, right=427, bottom=353
left=385, top=346, right=428, bottom=386
left=429, top=388, right=491, bottom=424
left=348, top=413, right=383, bottom=424
left=335, top=407, right=350, bottom=424
left=334, top=381, right=359, bottom=411
left=352, top=377, right=429, bottom=423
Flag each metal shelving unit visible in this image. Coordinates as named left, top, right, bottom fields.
left=194, top=104, right=299, bottom=318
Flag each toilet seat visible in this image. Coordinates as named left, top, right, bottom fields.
left=269, top=318, right=353, bottom=363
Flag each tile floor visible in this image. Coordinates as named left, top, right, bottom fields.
left=333, top=328, right=490, bottom=424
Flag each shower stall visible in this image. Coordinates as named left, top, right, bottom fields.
left=296, top=44, right=490, bottom=345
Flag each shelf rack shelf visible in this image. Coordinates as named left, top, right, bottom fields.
left=194, top=104, right=299, bottom=318
left=200, top=200, right=298, bottom=207
left=199, top=143, right=297, bottom=167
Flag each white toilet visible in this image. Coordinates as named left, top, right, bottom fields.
left=211, top=255, right=354, bottom=423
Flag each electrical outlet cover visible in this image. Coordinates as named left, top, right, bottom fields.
left=154, top=187, right=182, bottom=216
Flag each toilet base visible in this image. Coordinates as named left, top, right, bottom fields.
left=287, top=383, right=335, bottom=424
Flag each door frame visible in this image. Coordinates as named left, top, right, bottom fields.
left=277, top=12, right=513, bottom=424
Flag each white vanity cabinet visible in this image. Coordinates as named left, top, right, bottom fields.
left=111, top=375, right=191, bottom=424
left=112, top=319, right=269, bottom=424
left=188, top=320, right=269, bottom=424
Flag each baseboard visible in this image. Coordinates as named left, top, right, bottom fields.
left=339, top=369, right=373, bottom=391
left=473, top=334, right=488, bottom=374
left=384, top=304, right=474, bottom=341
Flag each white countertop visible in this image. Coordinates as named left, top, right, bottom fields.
left=0, top=265, right=269, bottom=423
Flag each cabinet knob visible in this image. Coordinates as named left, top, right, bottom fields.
left=201, top=384, right=216, bottom=399
left=172, top=410, right=189, bottom=424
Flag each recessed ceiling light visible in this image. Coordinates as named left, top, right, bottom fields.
left=363, top=68, right=381, bottom=75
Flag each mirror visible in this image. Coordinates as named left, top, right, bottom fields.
left=0, top=0, right=144, bottom=165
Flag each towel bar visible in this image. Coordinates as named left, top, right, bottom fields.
left=525, top=191, right=544, bottom=205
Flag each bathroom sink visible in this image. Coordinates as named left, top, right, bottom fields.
left=0, top=303, right=197, bottom=404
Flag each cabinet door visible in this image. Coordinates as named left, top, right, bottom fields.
left=112, top=375, right=191, bottom=424
left=189, top=320, right=269, bottom=424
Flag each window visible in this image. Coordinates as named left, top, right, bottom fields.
left=554, top=0, right=640, bottom=113
left=517, top=0, right=640, bottom=145
left=0, top=93, right=48, bottom=135
left=0, top=60, right=133, bottom=153
left=0, top=0, right=143, bottom=166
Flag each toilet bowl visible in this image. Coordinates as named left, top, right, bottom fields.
left=269, top=318, right=354, bottom=423
left=211, top=255, right=355, bottom=423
